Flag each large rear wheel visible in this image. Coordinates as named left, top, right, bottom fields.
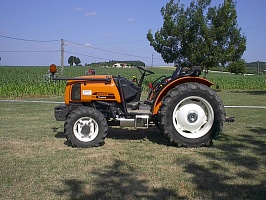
left=158, top=82, right=225, bottom=147
left=64, top=107, right=108, bottom=148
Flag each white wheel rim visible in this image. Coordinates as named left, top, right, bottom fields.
left=172, top=96, right=214, bottom=139
left=73, top=117, right=99, bottom=142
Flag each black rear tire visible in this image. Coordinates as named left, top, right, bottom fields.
left=64, top=107, right=108, bottom=148
left=158, top=82, right=225, bottom=147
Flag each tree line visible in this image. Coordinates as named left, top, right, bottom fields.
left=67, top=56, right=145, bottom=68
left=85, top=60, right=145, bottom=68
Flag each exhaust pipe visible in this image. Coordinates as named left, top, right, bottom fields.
left=116, top=115, right=149, bottom=128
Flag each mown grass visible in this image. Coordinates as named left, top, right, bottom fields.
left=0, top=90, right=265, bottom=199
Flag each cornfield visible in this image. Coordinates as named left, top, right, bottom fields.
left=208, top=73, right=266, bottom=89
left=0, top=66, right=265, bottom=98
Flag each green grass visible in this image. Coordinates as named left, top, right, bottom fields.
left=218, top=90, right=266, bottom=106
left=0, top=90, right=265, bottom=199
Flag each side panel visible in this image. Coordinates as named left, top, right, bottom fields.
left=152, top=77, right=214, bottom=115
left=63, top=76, right=121, bottom=104
left=80, top=80, right=121, bottom=102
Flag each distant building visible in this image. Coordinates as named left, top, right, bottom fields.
left=112, top=63, right=131, bottom=68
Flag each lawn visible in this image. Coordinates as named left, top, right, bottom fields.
left=0, top=90, right=265, bottom=199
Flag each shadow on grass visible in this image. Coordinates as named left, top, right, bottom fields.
left=52, top=127, right=65, bottom=138
left=180, top=131, right=266, bottom=199
left=53, top=126, right=172, bottom=147
left=54, top=132, right=65, bottom=138
left=107, top=126, right=171, bottom=146
left=54, top=159, right=184, bottom=199
left=184, top=162, right=266, bottom=200
left=248, top=127, right=266, bottom=134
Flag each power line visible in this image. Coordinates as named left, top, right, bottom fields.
left=65, top=50, right=111, bottom=60
left=65, top=40, right=161, bottom=60
left=0, top=34, right=59, bottom=42
left=65, top=40, right=146, bottom=58
left=0, top=35, right=163, bottom=64
left=0, top=34, right=162, bottom=61
left=0, top=50, right=60, bottom=53
left=91, top=39, right=146, bottom=45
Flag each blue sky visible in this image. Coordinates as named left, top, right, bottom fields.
left=0, top=0, right=266, bottom=66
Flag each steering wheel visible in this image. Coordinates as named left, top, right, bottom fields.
left=137, top=66, right=155, bottom=75
left=136, top=66, right=154, bottom=87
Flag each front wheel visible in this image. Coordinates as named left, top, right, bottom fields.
left=64, top=107, right=108, bottom=148
left=158, top=82, right=225, bottom=147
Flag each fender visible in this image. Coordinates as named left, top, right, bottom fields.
left=151, top=76, right=214, bottom=115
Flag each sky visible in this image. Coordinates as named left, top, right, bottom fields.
left=0, top=0, right=266, bottom=66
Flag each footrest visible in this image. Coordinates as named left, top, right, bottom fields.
left=127, top=102, right=140, bottom=110
left=144, top=100, right=152, bottom=105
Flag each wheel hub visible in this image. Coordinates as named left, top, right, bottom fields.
left=176, top=103, right=207, bottom=133
left=187, top=111, right=198, bottom=123
left=81, top=125, right=91, bottom=138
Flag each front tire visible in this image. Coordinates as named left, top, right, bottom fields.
left=64, top=107, right=108, bottom=148
left=158, top=82, right=225, bottom=147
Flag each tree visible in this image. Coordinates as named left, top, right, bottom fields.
left=74, top=57, right=81, bottom=66
left=68, top=56, right=76, bottom=66
left=147, top=0, right=246, bottom=69
left=228, top=59, right=247, bottom=74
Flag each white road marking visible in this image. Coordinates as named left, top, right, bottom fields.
left=0, top=99, right=266, bottom=108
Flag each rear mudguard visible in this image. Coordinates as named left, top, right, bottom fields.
left=151, top=76, right=214, bottom=115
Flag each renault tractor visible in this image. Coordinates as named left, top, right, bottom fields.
left=53, top=65, right=226, bottom=148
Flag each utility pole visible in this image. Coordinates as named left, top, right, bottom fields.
left=151, top=54, right=154, bottom=67
left=61, top=39, right=64, bottom=75
left=257, top=60, right=260, bottom=75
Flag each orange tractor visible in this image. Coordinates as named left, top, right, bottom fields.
left=54, top=65, right=226, bottom=148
